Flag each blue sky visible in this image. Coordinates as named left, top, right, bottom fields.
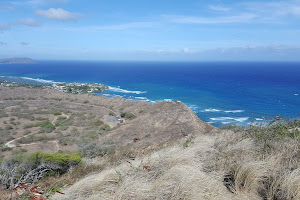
left=1, top=0, right=300, bottom=61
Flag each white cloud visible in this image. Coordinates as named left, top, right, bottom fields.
left=35, top=8, right=82, bottom=21
left=27, top=0, right=68, bottom=5
left=209, top=5, right=231, bottom=12
left=0, top=18, right=41, bottom=30
left=17, top=18, right=41, bottom=26
left=163, top=13, right=257, bottom=24
left=243, top=1, right=300, bottom=17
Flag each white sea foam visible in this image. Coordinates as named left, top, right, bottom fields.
left=188, top=105, right=199, bottom=111
left=295, top=94, right=299, bottom=96
left=210, top=117, right=249, bottom=123
left=222, top=122, right=231, bottom=124
left=135, top=97, right=147, bottom=100
left=112, top=94, right=123, bottom=98
left=20, top=77, right=61, bottom=84
left=108, top=86, right=146, bottom=94
left=255, top=118, right=264, bottom=121
left=0, top=76, right=62, bottom=84
left=164, top=99, right=172, bottom=102
left=224, top=110, right=245, bottom=113
left=204, top=108, right=222, bottom=112
left=135, top=97, right=150, bottom=101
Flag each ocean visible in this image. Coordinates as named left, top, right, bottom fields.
left=0, top=61, right=299, bottom=127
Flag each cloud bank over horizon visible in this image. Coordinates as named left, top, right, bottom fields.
left=1, top=0, right=300, bottom=61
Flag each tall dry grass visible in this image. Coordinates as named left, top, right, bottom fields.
left=28, top=119, right=300, bottom=199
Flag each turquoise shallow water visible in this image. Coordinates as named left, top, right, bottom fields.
left=0, top=61, right=299, bottom=127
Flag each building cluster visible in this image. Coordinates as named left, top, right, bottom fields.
left=48, top=82, right=108, bottom=94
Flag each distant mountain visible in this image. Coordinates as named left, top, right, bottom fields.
left=0, top=57, right=36, bottom=64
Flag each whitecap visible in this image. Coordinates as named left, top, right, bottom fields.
left=108, top=86, right=146, bottom=94
left=164, top=99, right=172, bottom=102
left=135, top=97, right=148, bottom=100
left=255, top=118, right=264, bottom=121
left=135, top=97, right=150, bottom=101
left=188, top=105, right=199, bottom=110
left=295, top=94, right=299, bottom=96
left=224, top=110, right=245, bottom=113
left=21, top=77, right=61, bottom=84
left=222, top=122, right=231, bottom=124
left=210, top=117, right=249, bottom=123
left=113, top=95, right=123, bottom=98
left=204, top=108, right=222, bottom=112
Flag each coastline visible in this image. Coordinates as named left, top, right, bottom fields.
left=0, top=62, right=299, bottom=127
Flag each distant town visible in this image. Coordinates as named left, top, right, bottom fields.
left=48, top=82, right=108, bottom=94
left=0, top=80, right=108, bottom=94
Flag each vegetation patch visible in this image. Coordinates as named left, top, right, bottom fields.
left=120, top=112, right=136, bottom=120
left=0, top=151, right=82, bottom=189
left=99, top=124, right=111, bottom=131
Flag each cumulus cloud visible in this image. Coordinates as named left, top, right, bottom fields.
left=35, top=8, right=82, bottom=21
left=17, top=18, right=41, bottom=26
left=0, top=18, right=41, bottom=30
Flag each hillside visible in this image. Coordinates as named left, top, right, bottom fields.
left=0, top=86, right=214, bottom=156
left=0, top=86, right=299, bottom=200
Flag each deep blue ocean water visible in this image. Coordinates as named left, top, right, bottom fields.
left=0, top=61, right=299, bottom=127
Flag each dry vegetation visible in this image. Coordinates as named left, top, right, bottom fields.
left=0, top=86, right=299, bottom=200
left=48, top=119, right=299, bottom=200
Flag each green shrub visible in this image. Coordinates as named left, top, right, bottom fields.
left=93, top=120, right=104, bottom=126
left=1, top=146, right=12, bottom=152
left=120, top=113, right=136, bottom=120
left=109, top=112, right=115, bottom=116
left=41, top=121, right=55, bottom=129
left=29, top=151, right=82, bottom=169
left=100, top=124, right=111, bottom=131
left=52, top=111, right=62, bottom=115
left=16, top=135, right=50, bottom=144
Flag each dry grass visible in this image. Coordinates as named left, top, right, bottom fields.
left=49, top=120, right=300, bottom=200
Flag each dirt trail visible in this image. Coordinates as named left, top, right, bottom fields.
left=4, top=132, right=35, bottom=148
left=4, top=113, right=69, bottom=150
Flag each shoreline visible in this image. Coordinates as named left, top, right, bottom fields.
left=0, top=75, right=297, bottom=127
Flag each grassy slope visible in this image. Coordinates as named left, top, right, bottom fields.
left=51, top=120, right=300, bottom=200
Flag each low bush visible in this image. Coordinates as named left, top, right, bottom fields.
left=120, top=112, right=136, bottom=120
left=99, top=124, right=111, bottom=131
left=0, top=151, right=82, bottom=189
left=93, top=120, right=104, bottom=126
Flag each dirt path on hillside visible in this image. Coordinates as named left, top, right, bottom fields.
left=4, top=113, right=69, bottom=151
